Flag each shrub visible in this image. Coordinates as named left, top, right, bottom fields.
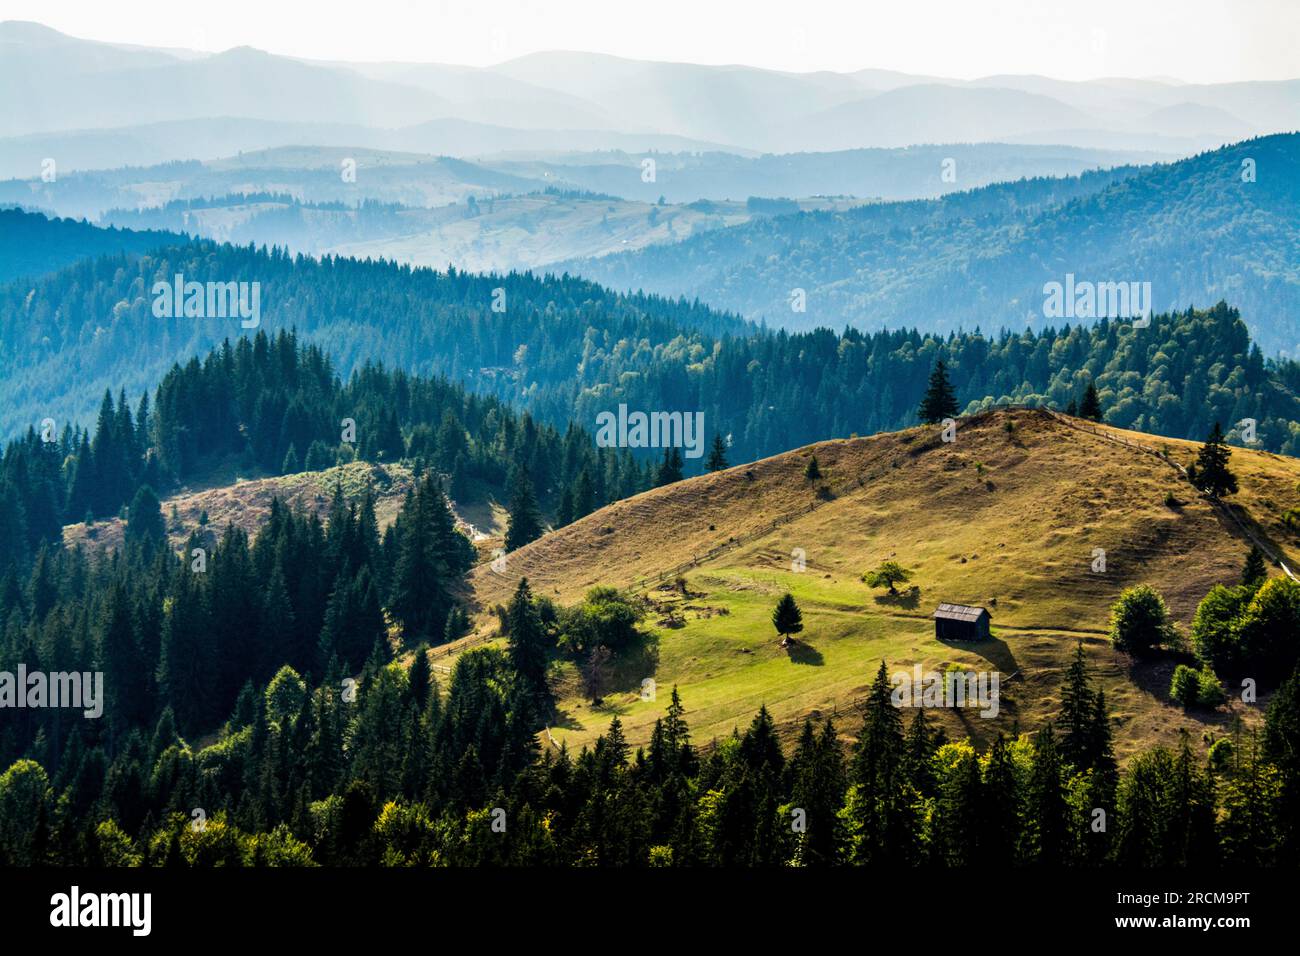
left=1170, top=664, right=1225, bottom=709
left=1108, top=585, right=1174, bottom=656
left=1196, top=669, right=1226, bottom=708
left=1169, top=664, right=1200, bottom=707
left=558, top=586, right=646, bottom=657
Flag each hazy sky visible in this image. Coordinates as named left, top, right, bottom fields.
left=3, top=0, right=1298, bottom=83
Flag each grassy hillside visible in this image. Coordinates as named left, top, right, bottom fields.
left=461, top=407, right=1298, bottom=755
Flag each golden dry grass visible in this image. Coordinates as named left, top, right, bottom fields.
left=463, top=407, right=1300, bottom=756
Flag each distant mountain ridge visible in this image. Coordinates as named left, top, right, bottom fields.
left=568, top=134, right=1300, bottom=355
left=3, top=20, right=1296, bottom=161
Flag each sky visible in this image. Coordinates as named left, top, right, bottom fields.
left=2, top=0, right=1298, bottom=83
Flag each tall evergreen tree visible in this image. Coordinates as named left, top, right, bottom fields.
left=504, top=467, right=545, bottom=552
left=1243, top=544, right=1268, bottom=588
left=505, top=578, right=552, bottom=719
left=124, top=485, right=165, bottom=553
left=1079, top=379, right=1103, bottom=421
left=706, top=434, right=729, bottom=472
left=655, top=448, right=684, bottom=487
left=771, top=592, right=803, bottom=647
left=1189, top=421, right=1238, bottom=499
left=918, top=360, right=959, bottom=424
left=844, top=660, right=916, bottom=865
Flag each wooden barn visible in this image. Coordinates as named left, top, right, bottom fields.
left=933, top=603, right=991, bottom=641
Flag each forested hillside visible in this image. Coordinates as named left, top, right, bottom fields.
left=5, top=224, right=1300, bottom=462
left=0, top=331, right=659, bottom=572
left=0, top=234, right=747, bottom=438
left=1, top=434, right=1297, bottom=867
left=571, top=134, right=1300, bottom=354
left=0, top=207, right=184, bottom=284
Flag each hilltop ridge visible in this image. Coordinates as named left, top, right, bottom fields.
left=462, top=407, right=1298, bottom=752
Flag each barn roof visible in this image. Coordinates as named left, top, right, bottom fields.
left=933, top=603, right=989, bottom=622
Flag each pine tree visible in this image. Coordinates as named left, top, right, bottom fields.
left=1242, top=544, right=1267, bottom=588
left=124, top=485, right=165, bottom=552
left=706, top=434, right=729, bottom=472
left=506, top=578, right=552, bottom=718
left=803, top=455, right=822, bottom=481
left=771, top=592, right=803, bottom=646
left=1057, top=642, right=1094, bottom=771
left=408, top=644, right=432, bottom=713
left=1027, top=724, right=1071, bottom=866
left=281, top=443, right=300, bottom=475
left=1190, top=422, right=1238, bottom=499
left=504, top=467, right=544, bottom=552
left=655, top=448, right=684, bottom=486
left=574, top=468, right=595, bottom=519
left=980, top=734, right=1022, bottom=866
left=919, top=360, right=959, bottom=424
left=1079, top=380, right=1103, bottom=421
left=845, top=660, right=915, bottom=865
left=1264, top=667, right=1300, bottom=857
left=556, top=486, right=575, bottom=527
left=158, top=560, right=214, bottom=736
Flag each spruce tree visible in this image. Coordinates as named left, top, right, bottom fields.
left=1264, top=667, right=1300, bottom=857
left=981, top=734, right=1022, bottom=866
left=1079, top=380, right=1103, bottom=421
left=919, top=360, right=959, bottom=424
left=1190, top=422, right=1238, bottom=499
left=506, top=577, right=552, bottom=718
left=408, top=644, right=432, bottom=713
left=556, top=486, right=575, bottom=527
left=846, top=660, right=914, bottom=865
left=124, top=485, right=165, bottom=552
left=771, top=592, right=803, bottom=646
left=803, top=455, right=822, bottom=481
left=504, top=467, right=544, bottom=552
left=1027, top=724, right=1071, bottom=866
left=706, top=434, right=729, bottom=472
left=1057, top=642, right=1094, bottom=771
left=655, top=448, right=684, bottom=486
left=574, top=468, right=595, bottom=519
left=1243, top=544, right=1267, bottom=587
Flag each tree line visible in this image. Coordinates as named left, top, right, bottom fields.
left=7, top=228, right=1300, bottom=468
